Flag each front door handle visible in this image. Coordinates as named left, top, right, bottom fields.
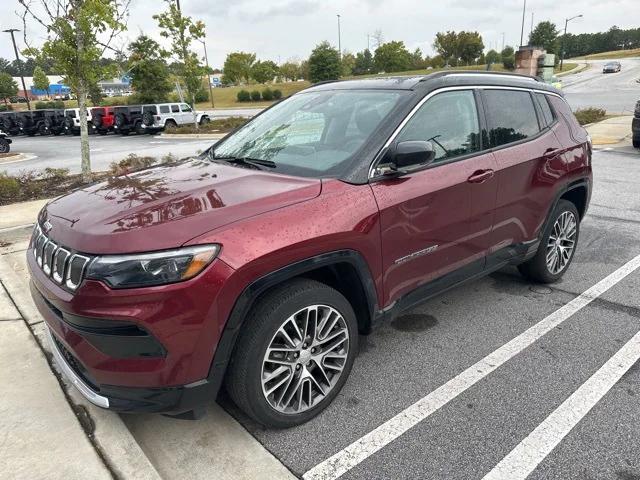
left=467, top=169, right=495, bottom=184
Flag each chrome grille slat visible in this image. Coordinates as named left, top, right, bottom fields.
left=31, top=224, right=90, bottom=291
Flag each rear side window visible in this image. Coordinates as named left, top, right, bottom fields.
left=160, top=105, right=170, bottom=114
left=535, top=93, right=555, bottom=127
left=396, top=89, right=481, bottom=163
left=484, top=90, right=540, bottom=147
left=171, top=105, right=180, bottom=113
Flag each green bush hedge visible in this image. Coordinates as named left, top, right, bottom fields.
left=273, top=89, right=283, bottom=100
left=262, top=88, right=274, bottom=101
left=574, top=107, right=607, bottom=126
left=0, top=104, right=13, bottom=112
left=237, top=89, right=251, bottom=102
left=34, top=100, right=65, bottom=110
left=250, top=90, right=261, bottom=102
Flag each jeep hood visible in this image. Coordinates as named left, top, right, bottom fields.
left=40, top=158, right=321, bottom=254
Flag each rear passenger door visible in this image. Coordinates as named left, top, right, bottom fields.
left=482, top=88, right=566, bottom=258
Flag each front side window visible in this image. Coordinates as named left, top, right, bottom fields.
left=484, top=90, right=540, bottom=147
left=211, top=90, right=404, bottom=178
left=171, top=105, right=180, bottom=113
left=180, top=104, right=192, bottom=113
left=395, top=90, right=481, bottom=163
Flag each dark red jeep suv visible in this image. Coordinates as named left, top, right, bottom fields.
left=28, top=72, right=592, bottom=427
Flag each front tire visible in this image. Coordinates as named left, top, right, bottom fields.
left=0, top=139, right=10, bottom=153
left=518, top=199, right=580, bottom=283
left=225, top=278, right=358, bottom=428
left=633, top=138, right=640, bottom=149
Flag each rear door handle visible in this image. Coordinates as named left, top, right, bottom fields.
left=544, top=148, right=562, bottom=159
left=467, top=169, right=495, bottom=184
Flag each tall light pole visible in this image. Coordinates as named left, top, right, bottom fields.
left=519, top=0, right=527, bottom=47
left=501, top=32, right=505, bottom=51
left=197, top=37, right=215, bottom=108
left=3, top=28, right=31, bottom=110
left=337, top=14, right=342, bottom=58
left=560, top=14, right=583, bottom=70
left=530, top=12, right=534, bottom=43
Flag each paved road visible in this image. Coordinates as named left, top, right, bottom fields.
left=563, top=58, right=640, bottom=114
left=1, top=134, right=215, bottom=175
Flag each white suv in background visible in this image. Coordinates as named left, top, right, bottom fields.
left=141, top=103, right=210, bottom=132
left=64, top=108, right=93, bottom=135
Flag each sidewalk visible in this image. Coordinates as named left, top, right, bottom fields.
left=586, top=115, right=634, bottom=146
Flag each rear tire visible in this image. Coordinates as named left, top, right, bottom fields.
left=164, top=119, right=177, bottom=131
left=0, top=139, right=10, bottom=154
left=633, top=138, right=640, bottom=149
left=518, top=199, right=580, bottom=283
left=225, top=278, right=358, bottom=428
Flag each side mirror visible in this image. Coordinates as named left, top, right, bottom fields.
left=392, top=141, right=436, bottom=170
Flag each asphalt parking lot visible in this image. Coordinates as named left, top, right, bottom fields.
left=116, top=147, right=640, bottom=479
left=1, top=142, right=639, bottom=480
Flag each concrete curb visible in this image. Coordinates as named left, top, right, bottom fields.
left=0, top=254, right=162, bottom=480
left=159, top=133, right=227, bottom=139
left=556, top=63, right=589, bottom=77
left=0, top=153, right=38, bottom=165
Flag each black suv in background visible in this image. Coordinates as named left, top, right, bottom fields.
left=113, top=105, right=150, bottom=135
left=16, top=110, right=51, bottom=136
left=633, top=100, right=640, bottom=149
left=43, top=110, right=66, bottom=136
left=0, top=112, right=21, bottom=136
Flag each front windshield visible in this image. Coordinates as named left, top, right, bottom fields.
left=211, top=90, right=404, bottom=177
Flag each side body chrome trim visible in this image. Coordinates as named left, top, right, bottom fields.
left=45, top=325, right=110, bottom=408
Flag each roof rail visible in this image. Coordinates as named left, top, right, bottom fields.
left=310, top=79, right=344, bottom=87
left=420, top=70, right=541, bottom=82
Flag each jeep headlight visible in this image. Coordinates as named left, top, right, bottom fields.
left=86, top=245, right=220, bottom=288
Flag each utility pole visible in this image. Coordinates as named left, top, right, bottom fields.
left=337, top=15, right=342, bottom=58
left=501, top=32, right=505, bottom=51
left=367, top=33, right=370, bottom=51
left=560, top=14, right=583, bottom=70
left=3, top=28, right=31, bottom=110
left=198, top=37, right=215, bottom=108
left=520, top=0, right=526, bottom=47
left=530, top=12, right=534, bottom=43
left=175, top=0, right=181, bottom=10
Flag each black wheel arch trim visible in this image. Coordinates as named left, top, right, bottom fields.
left=540, top=177, right=590, bottom=239
left=204, top=249, right=379, bottom=396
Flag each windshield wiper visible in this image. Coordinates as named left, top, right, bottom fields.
left=210, top=154, right=276, bottom=170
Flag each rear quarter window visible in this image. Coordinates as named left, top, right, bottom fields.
left=535, top=93, right=556, bottom=127
left=483, top=89, right=541, bottom=148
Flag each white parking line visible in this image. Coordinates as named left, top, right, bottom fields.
left=303, top=254, right=640, bottom=480
left=482, top=328, right=640, bottom=480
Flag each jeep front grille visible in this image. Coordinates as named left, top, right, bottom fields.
left=32, top=224, right=91, bottom=291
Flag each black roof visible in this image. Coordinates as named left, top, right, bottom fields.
left=305, top=70, right=562, bottom=96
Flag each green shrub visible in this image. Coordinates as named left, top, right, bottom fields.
left=250, top=90, right=261, bottom=102
left=502, top=56, right=515, bottom=70
left=0, top=173, right=20, bottom=203
left=261, top=88, right=274, bottom=101
left=574, top=107, right=607, bottom=126
left=34, top=101, right=66, bottom=110
left=237, top=89, right=251, bottom=102
left=194, top=89, right=209, bottom=103
left=52, top=100, right=65, bottom=109
left=0, top=104, right=12, bottom=112
left=35, top=101, right=48, bottom=110
left=273, top=89, right=283, bottom=100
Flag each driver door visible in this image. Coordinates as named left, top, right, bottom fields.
left=370, top=89, right=498, bottom=306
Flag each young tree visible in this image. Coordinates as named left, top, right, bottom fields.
left=458, top=31, right=484, bottom=65
left=279, top=61, right=301, bottom=81
left=0, top=73, right=18, bottom=106
left=353, top=49, right=373, bottom=75
left=154, top=0, right=204, bottom=114
left=410, top=48, right=427, bottom=70
left=32, top=65, right=50, bottom=98
left=250, top=60, right=278, bottom=84
left=501, top=46, right=516, bottom=70
left=374, top=41, right=411, bottom=73
left=223, top=52, right=256, bottom=85
left=434, top=31, right=459, bottom=65
left=307, top=42, right=341, bottom=83
left=20, top=0, right=129, bottom=181
left=340, top=52, right=356, bottom=77
left=530, top=21, right=559, bottom=53
left=485, top=49, right=501, bottom=65
left=128, top=34, right=173, bottom=103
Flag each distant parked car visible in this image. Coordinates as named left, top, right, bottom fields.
left=42, top=109, right=66, bottom=136
left=633, top=100, right=640, bottom=149
left=140, top=102, right=210, bottom=133
left=602, top=61, right=621, bottom=73
left=113, top=105, right=145, bottom=135
left=64, top=108, right=93, bottom=135
left=0, top=112, right=21, bottom=136
left=90, top=107, right=116, bottom=135
left=0, top=130, right=11, bottom=153
left=16, top=110, right=52, bottom=136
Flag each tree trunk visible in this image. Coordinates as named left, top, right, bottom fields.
left=76, top=20, right=92, bottom=182
left=192, top=93, right=198, bottom=130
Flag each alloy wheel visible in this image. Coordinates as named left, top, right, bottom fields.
left=261, top=304, right=350, bottom=415
left=546, top=211, right=577, bottom=274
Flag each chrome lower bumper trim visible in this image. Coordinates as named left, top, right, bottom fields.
left=45, top=325, right=110, bottom=408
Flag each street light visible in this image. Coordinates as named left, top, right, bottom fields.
left=337, top=14, right=341, bottom=58
left=560, top=14, right=583, bottom=70
left=2, top=28, right=31, bottom=110
left=197, top=36, right=215, bottom=108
